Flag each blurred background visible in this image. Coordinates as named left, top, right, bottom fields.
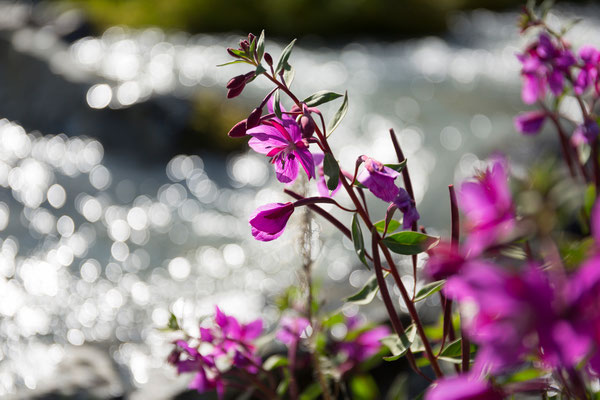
left=0, top=0, right=598, bottom=398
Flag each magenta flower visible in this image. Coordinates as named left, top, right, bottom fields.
left=358, top=156, right=400, bottom=202
left=276, top=316, right=310, bottom=345
left=424, top=241, right=465, bottom=281
left=214, top=306, right=263, bottom=353
left=247, top=101, right=315, bottom=184
left=574, top=45, right=600, bottom=95
left=458, top=159, right=515, bottom=256
left=168, top=340, right=224, bottom=398
left=571, top=118, right=600, bottom=146
left=425, top=374, right=503, bottom=400
left=249, top=202, right=295, bottom=241
left=392, top=188, right=420, bottom=229
left=338, top=325, right=390, bottom=364
left=514, top=111, right=547, bottom=135
left=517, top=34, right=575, bottom=104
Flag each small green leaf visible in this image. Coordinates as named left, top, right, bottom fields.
left=327, top=91, right=348, bottom=137
left=350, top=374, right=379, bottom=400
left=276, top=38, right=296, bottom=74
left=273, top=90, right=282, bottom=119
left=216, top=60, right=247, bottom=67
left=373, top=219, right=401, bottom=235
left=345, top=272, right=389, bottom=305
left=263, top=355, right=288, bottom=370
left=302, top=91, right=343, bottom=107
left=352, top=214, right=369, bottom=269
left=382, top=231, right=439, bottom=255
left=159, top=312, right=180, bottom=331
left=505, top=368, right=545, bottom=383
left=299, top=382, right=322, bottom=400
left=323, top=154, right=340, bottom=191
left=228, top=48, right=247, bottom=58
left=256, top=30, right=265, bottom=62
left=381, top=324, right=417, bottom=361
left=414, top=280, right=445, bottom=302
left=322, top=312, right=345, bottom=328
left=255, top=64, right=267, bottom=76
left=439, top=338, right=463, bottom=358
left=249, top=36, right=257, bottom=60
left=277, top=376, right=290, bottom=397
left=283, top=65, right=295, bottom=87
left=585, top=184, right=596, bottom=218
left=384, top=160, right=407, bottom=173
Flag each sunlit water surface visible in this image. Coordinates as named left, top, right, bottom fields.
left=1, top=2, right=599, bottom=397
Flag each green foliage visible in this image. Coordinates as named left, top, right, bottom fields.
left=381, top=325, right=417, bottom=361
left=323, top=154, right=340, bottom=191
left=381, top=231, right=439, bottom=255
left=350, top=374, right=380, bottom=400
left=414, top=280, right=445, bottom=302
left=352, top=214, right=370, bottom=268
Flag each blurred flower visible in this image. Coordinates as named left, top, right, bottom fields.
left=357, top=156, right=400, bottom=202
left=514, top=111, right=547, bottom=135
left=425, top=374, right=503, bottom=400
left=424, top=241, right=465, bottom=281
left=276, top=316, right=310, bottom=345
left=392, top=188, right=420, bottom=229
left=574, top=45, right=600, bottom=95
left=458, top=159, right=515, bottom=256
left=168, top=340, right=224, bottom=398
left=336, top=324, right=390, bottom=373
left=249, top=202, right=295, bottom=241
left=572, top=118, right=599, bottom=146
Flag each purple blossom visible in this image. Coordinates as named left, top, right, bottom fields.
left=247, top=113, right=315, bottom=183
left=574, top=45, right=600, bottom=95
left=276, top=316, right=310, bottom=345
left=337, top=325, right=390, bottom=364
left=392, top=188, right=420, bottom=229
left=514, top=111, right=547, bottom=135
left=572, top=118, right=600, bottom=146
left=249, top=202, right=295, bottom=241
left=168, top=340, right=224, bottom=398
left=424, top=241, right=465, bottom=281
left=517, top=34, right=575, bottom=104
left=425, top=374, right=503, bottom=400
left=458, top=159, right=515, bottom=256
left=357, top=156, right=400, bottom=202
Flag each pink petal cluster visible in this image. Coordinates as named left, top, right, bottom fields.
left=426, top=374, right=504, bottom=400
left=358, top=156, right=400, bottom=202
left=249, top=202, right=295, bottom=241
left=574, top=45, right=600, bottom=95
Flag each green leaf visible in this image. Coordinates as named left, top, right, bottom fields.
left=273, top=90, right=282, bottom=119
left=276, top=38, right=296, bottom=74
left=322, top=312, right=344, bottom=328
left=249, top=36, right=257, bottom=60
left=299, top=382, right=322, bottom=400
left=439, top=338, right=463, bottom=358
left=283, top=65, right=295, bottom=87
left=384, top=160, right=407, bottom=173
left=228, top=48, right=247, bottom=58
left=327, top=91, right=348, bottom=137
left=216, top=60, right=248, bottom=67
left=277, top=376, right=290, bottom=397
left=505, top=368, right=544, bottom=383
left=382, top=231, right=440, bottom=255
left=263, top=355, right=288, bottom=370
left=256, top=30, right=265, bottom=62
left=323, top=154, right=340, bottom=191
left=159, top=312, right=180, bottom=331
left=350, top=374, right=379, bottom=400
left=585, top=184, right=596, bottom=218
left=381, top=324, right=417, bottom=361
left=373, top=219, right=401, bottom=235
left=255, top=64, right=267, bottom=76
left=352, top=214, right=369, bottom=269
left=414, top=280, right=445, bottom=302
left=302, top=91, right=343, bottom=107
left=345, top=272, right=389, bottom=305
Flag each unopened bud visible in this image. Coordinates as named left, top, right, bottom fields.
left=290, top=105, right=301, bottom=113
left=264, top=53, right=273, bottom=66
left=247, top=33, right=256, bottom=43
left=226, top=74, right=246, bottom=89
left=300, top=115, right=315, bottom=138
left=240, top=40, right=250, bottom=52
left=247, top=107, right=263, bottom=129
left=227, top=48, right=240, bottom=58
left=228, top=120, right=248, bottom=138
left=227, top=84, right=246, bottom=98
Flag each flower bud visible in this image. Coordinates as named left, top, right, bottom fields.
left=264, top=53, right=273, bottom=66
left=228, top=120, right=248, bottom=137
left=240, top=40, right=250, bottom=52
left=247, top=107, right=263, bottom=129
left=227, top=84, right=246, bottom=98
left=226, top=74, right=247, bottom=90
left=514, top=111, right=546, bottom=135
left=247, top=33, right=256, bottom=43
left=300, top=115, right=315, bottom=138
left=227, top=48, right=240, bottom=58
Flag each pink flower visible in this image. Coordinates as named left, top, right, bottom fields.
left=574, top=45, right=600, bottom=95
left=459, top=159, right=515, bottom=256
left=425, top=374, right=503, bottom=400
left=276, top=316, right=310, bottom=345
left=358, top=156, right=400, bottom=202
left=424, top=241, right=465, bottom=281
left=571, top=119, right=600, bottom=146
left=514, top=111, right=547, bottom=135
left=392, top=188, right=420, bottom=229
left=247, top=102, right=315, bottom=184
left=249, top=202, right=295, bottom=241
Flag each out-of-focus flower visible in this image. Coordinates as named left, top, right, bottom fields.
left=459, top=159, right=515, bottom=256
left=357, top=156, right=400, bottom=202
left=574, top=45, right=600, bottom=95
left=338, top=326, right=390, bottom=364
left=424, top=241, right=465, bottom=281
left=517, top=33, right=575, bottom=104
left=168, top=340, right=224, bottom=398
left=572, top=118, right=600, bottom=146
left=276, top=316, right=310, bottom=345
left=425, top=374, right=504, bottom=400
left=392, top=188, right=420, bottom=229
left=514, top=111, right=547, bottom=135
left=249, top=202, right=295, bottom=241
left=247, top=105, right=315, bottom=183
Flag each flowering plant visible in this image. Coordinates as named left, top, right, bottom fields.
left=166, top=6, right=600, bottom=399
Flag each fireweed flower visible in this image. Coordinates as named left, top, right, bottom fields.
left=517, top=33, right=575, bottom=104
left=574, top=45, right=600, bottom=95
left=357, top=156, right=400, bottom=202
left=424, top=241, right=466, bottom=281
left=168, top=340, right=224, bottom=398
left=514, top=110, right=547, bottom=135
left=425, top=374, right=504, bottom=400
left=249, top=202, right=295, bottom=241
left=247, top=103, right=315, bottom=184
left=276, top=316, right=310, bottom=345
left=458, top=159, right=515, bottom=256
left=335, top=320, right=390, bottom=374
left=572, top=118, right=600, bottom=145
left=392, top=188, right=420, bottom=229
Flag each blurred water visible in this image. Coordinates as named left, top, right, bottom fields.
left=1, top=2, right=599, bottom=397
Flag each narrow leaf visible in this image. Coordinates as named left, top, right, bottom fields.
left=373, top=219, right=401, bottom=234
left=216, top=60, right=247, bottom=67
left=327, top=91, right=348, bottom=137
left=585, top=184, right=596, bottom=218
left=381, top=324, right=417, bottom=361
left=414, top=280, right=445, bottom=302
left=249, top=36, right=257, bottom=60
left=276, top=38, right=297, bottom=74
left=345, top=272, right=389, bottom=305
left=263, top=355, right=288, bottom=370
left=273, top=90, right=282, bottom=119
left=352, top=214, right=369, bottom=269
left=382, top=231, right=440, bottom=255
left=439, top=338, right=463, bottom=358
left=323, top=154, right=340, bottom=191
left=283, top=65, right=295, bottom=87
left=299, top=383, right=323, bottom=400
left=256, top=30, right=265, bottom=62
left=303, top=91, right=343, bottom=107
left=384, top=160, right=407, bottom=173
left=255, top=64, right=267, bottom=76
